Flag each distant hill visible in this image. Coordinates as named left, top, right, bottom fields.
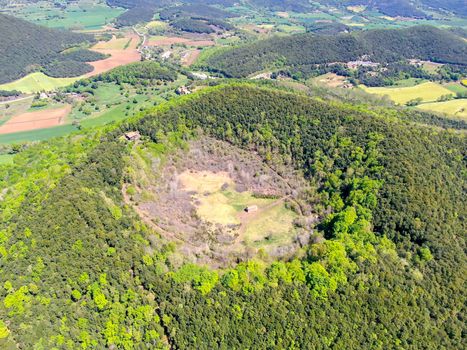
left=320, top=0, right=466, bottom=19
left=203, top=26, right=467, bottom=78
left=0, top=14, right=99, bottom=84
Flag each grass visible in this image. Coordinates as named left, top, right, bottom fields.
left=0, top=154, right=14, bottom=165
left=422, top=61, right=442, bottom=74
left=146, top=20, right=169, bottom=30
left=444, top=82, right=467, bottom=95
left=392, top=78, right=427, bottom=87
left=245, top=204, right=297, bottom=246
left=0, top=73, right=78, bottom=94
left=0, top=96, right=34, bottom=125
left=0, top=124, right=78, bottom=144
left=5, top=1, right=124, bottom=30
left=93, top=37, right=130, bottom=50
left=178, top=170, right=297, bottom=243
left=416, top=99, right=467, bottom=120
left=362, top=82, right=454, bottom=105
left=276, top=24, right=306, bottom=33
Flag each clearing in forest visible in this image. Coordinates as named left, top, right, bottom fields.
left=125, top=138, right=316, bottom=267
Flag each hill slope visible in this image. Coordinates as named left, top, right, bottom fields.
left=0, top=14, right=98, bottom=84
left=0, top=84, right=465, bottom=348
left=203, top=26, right=467, bottom=78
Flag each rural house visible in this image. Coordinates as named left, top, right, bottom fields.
left=124, top=131, right=141, bottom=141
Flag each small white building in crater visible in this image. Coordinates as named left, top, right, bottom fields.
left=245, top=205, right=258, bottom=213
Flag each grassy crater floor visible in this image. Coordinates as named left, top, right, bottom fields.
left=124, top=137, right=316, bottom=267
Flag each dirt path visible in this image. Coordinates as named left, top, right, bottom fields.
left=0, top=95, right=32, bottom=105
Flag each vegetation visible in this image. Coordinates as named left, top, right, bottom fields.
left=0, top=83, right=464, bottom=348
left=86, top=61, right=178, bottom=85
left=202, top=26, right=467, bottom=78
left=0, top=73, right=78, bottom=94
left=0, top=14, right=96, bottom=84
left=362, top=82, right=455, bottom=105
left=159, top=4, right=233, bottom=21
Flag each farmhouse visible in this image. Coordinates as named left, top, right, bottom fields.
left=124, top=131, right=141, bottom=141
left=176, top=86, right=191, bottom=95
left=346, top=60, right=379, bottom=69
left=245, top=205, right=258, bottom=213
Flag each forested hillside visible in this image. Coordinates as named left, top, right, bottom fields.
left=203, top=25, right=467, bottom=78
left=0, top=14, right=98, bottom=84
left=0, top=84, right=464, bottom=348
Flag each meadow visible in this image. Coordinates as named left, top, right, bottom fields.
left=362, top=82, right=454, bottom=104
left=417, top=99, right=467, bottom=120
left=0, top=73, right=78, bottom=94
left=4, top=1, right=124, bottom=30
left=178, top=170, right=298, bottom=248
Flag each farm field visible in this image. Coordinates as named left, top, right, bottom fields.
left=2, top=1, right=124, bottom=30
left=92, top=36, right=132, bottom=50
left=0, top=96, right=34, bottom=125
left=86, top=32, right=141, bottom=76
left=444, top=82, right=467, bottom=95
left=0, top=124, right=77, bottom=144
left=0, top=32, right=141, bottom=94
left=417, top=99, right=467, bottom=120
left=0, top=104, right=71, bottom=134
left=0, top=73, right=77, bottom=94
left=147, top=36, right=215, bottom=47
left=362, top=82, right=454, bottom=105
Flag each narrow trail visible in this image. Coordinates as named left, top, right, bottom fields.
left=133, top=26, right=147, bottom=52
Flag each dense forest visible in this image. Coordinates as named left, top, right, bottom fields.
left=0, top=83, right=464, bottom=348
left=89, top=61, right=178, bottom=85
left=202, top=25, right=467, bottom=79
left=0, top=14, right=97, bottom=83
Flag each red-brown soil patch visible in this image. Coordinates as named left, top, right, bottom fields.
left=85, top=49, right=141, bottom=77
left=181, top=49, right=201, bottom=66
left=85, top=32, right=141, bottom=77
left=0, top=105, right=71, bottom=134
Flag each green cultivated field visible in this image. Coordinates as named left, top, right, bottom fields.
left=0, top=124, right=78, bottom=144
left=4, top=1, right=124, bottom=30
left=0, top=73, right=78, bottom=94
left=444, top=82, right=467, bottom=95
left=417, top=99, right=467, bottom=120
left=362, top=82, right=454, bottom=105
